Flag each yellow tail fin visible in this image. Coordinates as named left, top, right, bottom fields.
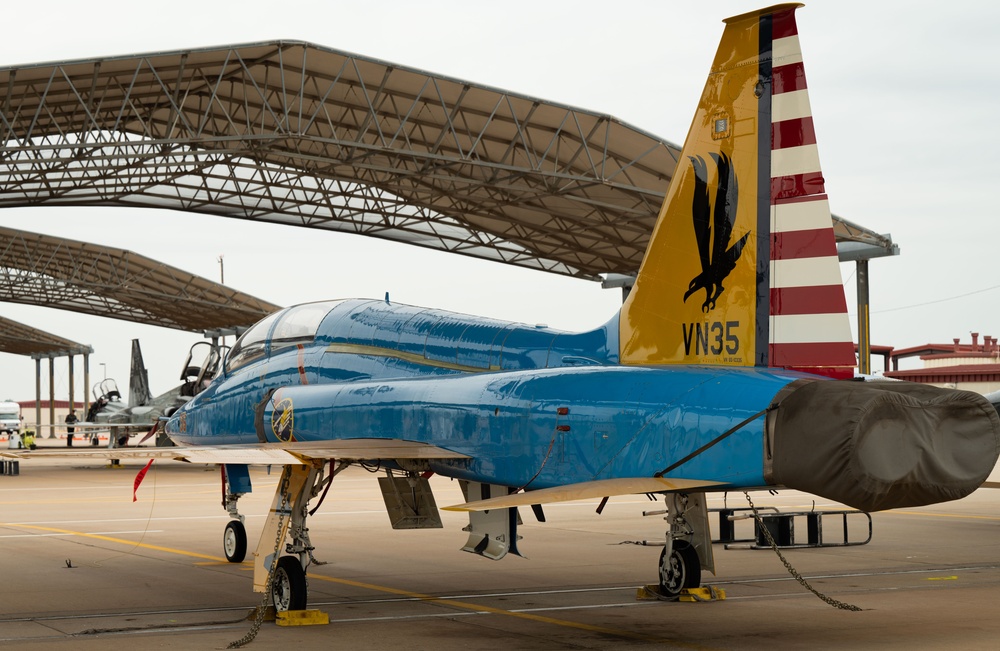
left=619, top=3, right=855, bottom=379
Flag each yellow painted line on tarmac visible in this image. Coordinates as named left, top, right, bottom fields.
left=0, top=522, right=224, bottom=562
left=926, top=576, right=958, bottom=581
left=884, top=510, right=1000, bottom=521
left=0, top=494, right=220, bottom=506
left=3, top=521, right=718, bottom=649
left=308, top=573, right=715, bottom=649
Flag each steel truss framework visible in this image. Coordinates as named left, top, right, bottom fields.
left=0, top=226, right=280, bottom=333
left=0, top=40, right=685, bottom=280
left=0, top=40, right=892, bottom=307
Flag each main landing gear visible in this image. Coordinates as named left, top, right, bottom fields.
left=222, top=461, right=345, bottom=611
left=657, top=492, right=713, bottom=599
left=659, top=541, right=700, bottom=596
left=222, top=465, right=250, bottom=563
left=224, top=520, right=248, bottom=563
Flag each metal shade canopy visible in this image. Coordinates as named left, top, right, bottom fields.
left=0, top=314, right=90, bottom=357
left=0, top=41, right=892, bottom=280
left=0, top=40, right=680, bottom=280
left=0, top=226, right=280, bottom=333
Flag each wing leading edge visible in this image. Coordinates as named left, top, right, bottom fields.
left=443, top=476, right=721, bottom=511
left=0, top=438, right=470, bottom=465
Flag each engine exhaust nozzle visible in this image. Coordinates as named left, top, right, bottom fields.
left=765, top=380, right=1000, bottom=512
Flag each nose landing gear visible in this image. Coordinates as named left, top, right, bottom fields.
left=236, top=460, right=343, bottom=612
left=271, top=556, right=308, bottom=611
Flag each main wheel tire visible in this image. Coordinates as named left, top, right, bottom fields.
left=658, top=540, right=701, bottom=598
left=272, top=556, right=308, bottom=612
left=223, top=520, right=247, bottom=563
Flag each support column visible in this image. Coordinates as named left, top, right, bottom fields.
left=34, top=358, right=42, bottom=437
left=856, top=259, right=871, bottom=376
left=68, top=354, right=75, bottom=416
left=83, top=352, right=91, bottom=416
left=48, top=357, right=56, bottom=438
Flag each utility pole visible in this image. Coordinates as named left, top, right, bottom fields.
left=218, top=255, right=226, bottom=348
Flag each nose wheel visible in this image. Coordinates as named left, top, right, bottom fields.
left=271, top=556, right=308, bottom=611
left=223, top=520, right=247, bottom=563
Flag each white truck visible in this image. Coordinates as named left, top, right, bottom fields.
left=0, top=400, right=21, bottom=435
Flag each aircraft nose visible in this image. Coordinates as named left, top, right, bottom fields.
left=765, top=380, right=1000, bottom=512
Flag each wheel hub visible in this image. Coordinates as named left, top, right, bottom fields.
left=273, top=569, right=291, bottom=611
left=660, top=549, right=683, bottom=592
left=224, top=530, right=237, bottom=556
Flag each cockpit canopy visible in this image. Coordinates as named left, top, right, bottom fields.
left=225, top=300, right=344, bottom=374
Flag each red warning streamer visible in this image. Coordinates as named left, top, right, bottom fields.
left=133, top=459, right=155, bottom=502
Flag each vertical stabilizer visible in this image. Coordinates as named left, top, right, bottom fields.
left=619, top=4, right=855, bottom=378
left=129, top=339, right=153, bottom=407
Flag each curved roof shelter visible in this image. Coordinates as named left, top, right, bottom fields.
left=0, top=314, right=91, bottom=358
left=0, top=40, right=894, bottom=286
left=0, top=226, right=280, bottom=333
left=0, top=225, right=279, bottom=418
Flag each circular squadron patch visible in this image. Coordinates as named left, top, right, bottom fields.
left=270, top=396, right=295, bottom=442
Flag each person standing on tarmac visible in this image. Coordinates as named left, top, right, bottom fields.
left=65, top=409, right=78, bottom=447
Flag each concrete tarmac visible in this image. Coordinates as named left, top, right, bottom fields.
left=1, top=455, right=998, bottom=650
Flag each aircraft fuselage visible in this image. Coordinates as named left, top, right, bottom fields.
left=166, top=298, right=796, bottom=490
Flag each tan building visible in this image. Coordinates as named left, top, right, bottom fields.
left=884, top=332, right=1000, bottom=394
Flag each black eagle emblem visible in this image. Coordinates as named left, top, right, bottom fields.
left=683, top=153, right=750, bottom=312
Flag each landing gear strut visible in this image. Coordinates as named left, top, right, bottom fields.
left=249, top=461, right=346, bottom=611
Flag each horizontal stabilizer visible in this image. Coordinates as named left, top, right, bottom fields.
left=0, top=438, right=469, bottom=465
left=443, top=476, right=719, bottom=512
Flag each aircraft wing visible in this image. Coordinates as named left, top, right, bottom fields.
left=29, top=422, right=153, bottom=431
left=981, top=458, right=1000, bottom=489
left=0, top=438, right=470, bottom=464
left=443, top=476, right=721, bottom=511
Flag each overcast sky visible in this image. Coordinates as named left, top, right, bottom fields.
left=2, top=0, right=999, bottom=405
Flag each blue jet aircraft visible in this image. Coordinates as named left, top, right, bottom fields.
left=7, top=3, right=1000, bottom=612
